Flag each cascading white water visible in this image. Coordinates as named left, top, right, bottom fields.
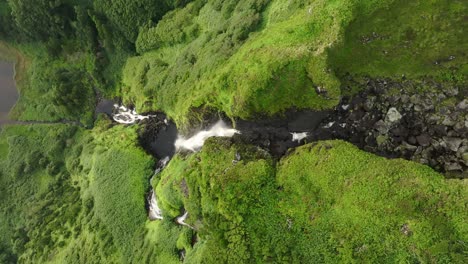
left=150, top=156, right=170, bottom=183
left=176, top=211, right=194, bottom=229
left=175, top=120, right=239, bottom=152
left=148, top=157, right=170, bottom=221
left=113, top=104, right=156, bottom=124
left=291, top=132, right=309, bottom=142
left=148, top=190, right=164, bottom=220
left=144, top=120, right=239, bottom=221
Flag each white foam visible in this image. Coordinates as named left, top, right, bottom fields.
left=150, top=156, right=171, bottom=184
left=291, top=132, right=309, bottom=142
left=112, top=104, right=156, bottom=124
left=176, top=211, right=194, bottom=229
left=148, top=190, right=163, bottom=220
left=323, top=121, right=335, bottom=129
left=175, top=120, right=239, bottom=152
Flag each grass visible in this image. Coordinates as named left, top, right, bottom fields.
left=328, top=0, right=468, bottom=94
left=277, top=141, right=467, bottom=263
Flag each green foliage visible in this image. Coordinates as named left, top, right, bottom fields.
left=7, top=0, right=74, bottom=41
left=83, top=124, right=154, bottom=262
left=94, top=0, right=173, bottom=43
left=9, top=47, right=96, bottom=125
left=155, top=139, right=467, bottom=263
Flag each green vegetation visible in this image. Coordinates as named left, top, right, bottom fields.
left=1, top=0, right=465, bottom=126
left=153, top=139, right=467, bottom=263
left=121, top=0, right=467, bottom=127
left=329, top=0, right=468, bottom=94
left=0, top=0, right=466, bottom=263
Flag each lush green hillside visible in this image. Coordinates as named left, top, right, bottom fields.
left=122, top=0, right=467, bottom=126
left=154, top=139, right=467, bottom=263
left=1, top=124, right=465, bottom=263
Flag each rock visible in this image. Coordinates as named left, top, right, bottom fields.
left=400, top=94, right=410, bottom=104
left=457, top=99, right=468, bottom=110
left=408, top=136, right=417, bottom=145
left=445, top=162, right=462, bottom=172
left=416, top=134, right=431, bottom=147
left=400, top=223, right=412, bottom=236
left=445, top=87, right=459, bottom=97
left=439, top=107, right=450, bottom=116
left=443, top=137, right=462, bottom=152
left=376, top=135, right=388, bottom=146
left=462, top=153, right=468, bottom=166
left=432, top=125, right=447, bottom=136
left=442, top=117, right=456, bottom=126
left=401, top=142, right=418, bottom=151
left=385, top=107, right=402, bottom=123
left=410, top=95, right=419, bottom=105
left=390, top=126, right=409, bottom=137
left=374, top=120, right=389, bottom=134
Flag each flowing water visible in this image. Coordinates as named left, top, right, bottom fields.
left=0, top=61, right=18, bottom=128
left=175, top=120, right=239, bottom=151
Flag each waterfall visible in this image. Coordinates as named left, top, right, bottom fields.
left=148, top=190, right=163, bottom=220
left=291, top=132, right=309, bottom=142
left=176, top=211, right=194, bottom=229
left=148, top=156, right=171, bottom=221
left=175, top=120, right=239, bottom=152
left=112, top=104, right=156, bottom=124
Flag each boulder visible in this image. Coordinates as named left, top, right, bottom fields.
left=443, top=137, right=463, bottom=152
left=457, top=99, right=468, bottom=110
left=416, top=134, right=431, bottom=147
left=385, top=107, right=402, bottom=123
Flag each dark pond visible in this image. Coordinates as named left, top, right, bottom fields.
left=0, top=61, right=18, bottom=127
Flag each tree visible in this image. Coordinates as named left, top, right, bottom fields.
left=8, top=0, right=74, bottom=41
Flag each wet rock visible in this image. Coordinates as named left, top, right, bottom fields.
left=443, top=137, right=462, bottom=152
left=390, top=126, right=409, bottom=137
left=416, top=134, right=431, bottom=147
left=385, top=107, right=402, bottom=123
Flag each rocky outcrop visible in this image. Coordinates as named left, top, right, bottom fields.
left=318, top=79, right=467, bottom=178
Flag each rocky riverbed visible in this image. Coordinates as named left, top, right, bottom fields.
left=318, top=79, right=467, bottom=178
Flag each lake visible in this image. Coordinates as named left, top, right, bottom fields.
left=0, top=61, right=18, bottom=127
